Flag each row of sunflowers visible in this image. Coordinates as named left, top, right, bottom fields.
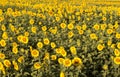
left=0, top=0, right=120, bottom=77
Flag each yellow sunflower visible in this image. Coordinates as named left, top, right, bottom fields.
left=93, top=24, right=99, bottom=30
left=72, top=57, right=82, bottom=66
left=31, top=26, right=37, bottom=33
left=114, top=49, right=120, bottom=56
left=18, top=56, right=24, bottom=63
left=102, top=64, right=108, bottom=70
left=60, top=71, right=65, bottom=77
left=0, top=62, right=4, bottom=70
left=12, top=61, right=19, bottom=71
left=1, top=24, right=6, bottom=31
left=42, top=26, right=47, bottom=31
left=3, top=59, right=11, bottom=68
left=117, top=42, right=120, bottom=49
left=101, top=24, right=107, bottom=30
left=60, top=48, right=67, bottom=57
left=34, top=62, right=41, bottom=69
left=114, top=57, right=120, bottom=64
left=78, top=30, right=84, bottom=35
left=58, top=58, right=64, bottom=64
left=2, top=32, right=8, bottom=40
left=63, top=58, right=72, bottom=67
left=50, top=42, right=56, bottom=49
left=12, top=47, right=18, bottom=54
left=0, top=39, right=6, bottom=47
left=24, top=31, right=29, bottom=37
left=107, top=29, right=113, bottom=35
left=97, top=44, right=104, bottom=51
left=0, top=53, right=5, bottom=59
left=70, top=46, right=77, bottom=55
left=29, top=19, right=34, bottom=25
left=21, top=36, right=29, bottom=44
left=116, top=33, right=120, bottom=39
left=82, top=24, right=87, bottom=30
left=17, top=35, right=23, bottom=42
left=43, top=38, right=50, bottom=45
left=68, top=31, right=74, bottom=38
left=51, top=55, right=57, bottom=60
left=90, top=33, right=97, bottom=40
left=37, top=42, right=43, bottom=49
left=68, top=23, right=74, bottom=30
left=31, top=49, right=39, bottom=58
left=60, top=23, right=66, bottom=29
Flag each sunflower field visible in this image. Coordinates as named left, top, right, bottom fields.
left=0, top=0, right=120, bottom=77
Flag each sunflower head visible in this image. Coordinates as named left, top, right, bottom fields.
left=72, top=57, right=82, bottom=66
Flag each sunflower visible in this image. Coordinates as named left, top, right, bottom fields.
left=60, top=23, right=66, bottom=29
left=116, top=33, right=120, bottom=39
left=1, top=24, right=6, bottom=31
left=102, top=64, right=108, bottom=70
left=56, top=17, right=60, bottom=21
left=72, top=57, right=82, bottom=66
left=12, top=47, right=18, bottom=54
left=0, top=62, right=4, bottom=70
left=82, top=24, right=87, bottom=30
left=107, top=29, right=113, bottom=35
left=9, top=24, right=15, bottom=32
left=101, top=24, right=107, bottom=30
left=31, top=26, right=37, bottom=33
left=17, top=35, right=23, bottom=42
left=0, top=53, right=5, bottom=59
left=114, top=57, right=120, bottom=64
left=0, top=39, right=6, bottom=47
left=55, top=48, right=61, bottom=54
left=24, top=31, right=29, bottom=37
left=18, top=56, right=24, bottom=63
left=78, top=30, right=84, bottom=35
left=58, top=58, right=64, bottom=64
left=60, top=71, right=65, bottom=77
left=43, top=38, right=50, bottom=45
left=51, top=55, right=57, bottom=60
left=12, top=61, right=19, bottom=71
left=90, top=33, right=97, bottom=40
left=68, top=23, right=74, bottom=30
left=68, top=31, right=74, bottom=38
left=117, top=42, right=120, bottom=49
left=37, top=42, right=43, bottom=49
left=21, top=36, right=29, bottom=44
left=114, top=49, right=120, bottom=56
left=34, top=62, right=41, bottom=69
left=0, top=62, right=5, bottom=74
left=3, top=59, right=11, bottom=68
left=42, top=26, right=47, bottom=31
left=93, top=24, right=99, bottom=30
left=102, top=16, right=106, bottom=21
left=31, top=49, right=39, bottom=58
left=51, top=42, right=56, bottom=49
left=2, top=32, right=8, bottom=40
left=70, top=46, right=77, bottom=55
left=29, top=19, right=34, bottom=25
left=60, top=48, right=67, bottom=57
left=111, top=44, right=116, bottom=49
left=12, top=42, right=18, bottom=47
left=76, top=25, right=81, bottom=30
left=107, top=40, right=112, bottom=46
left=0, top=16, right=4, bottom=22
left=63, top=58, right=71, bottom=67
left=97, top=44, right=104, bottom=51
